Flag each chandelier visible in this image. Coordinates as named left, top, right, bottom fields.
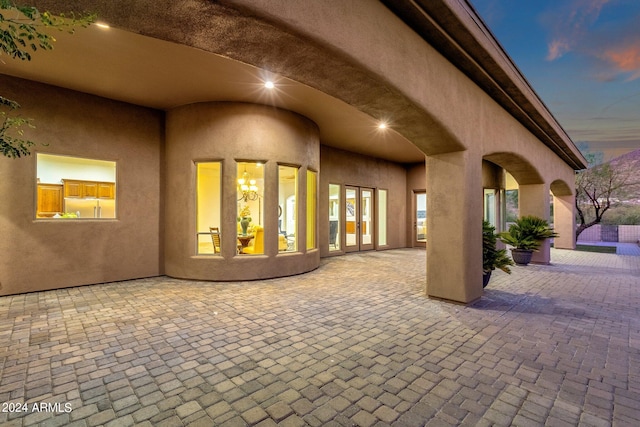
left=238, top=169, right=259, bottom=201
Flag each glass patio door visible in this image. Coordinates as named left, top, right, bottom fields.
left=345, top=186, right=374, bottom=252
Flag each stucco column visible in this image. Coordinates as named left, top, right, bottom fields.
left=519, top=183, right=551, bottom=264
left=426, top=151, right=483, bottom=304
left=553, top=194, right=576, bottom=249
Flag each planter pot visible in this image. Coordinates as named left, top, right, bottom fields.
left=511, top=248, right=533, bottom=266
left=482, top=271, right=492, bottom=288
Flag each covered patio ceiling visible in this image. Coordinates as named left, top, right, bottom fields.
left=0, top=24, right=426, bottom=164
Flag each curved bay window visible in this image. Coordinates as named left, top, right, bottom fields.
left=237, top=161, right=264, bottom=254
left=278, top=165, right=298, bottom=252
left=166, top=102, right=320, bottom=281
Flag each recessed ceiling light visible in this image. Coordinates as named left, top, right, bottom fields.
left=264, top=81, right=275, bottom=89
left=378, top=122, right=388, bottom=129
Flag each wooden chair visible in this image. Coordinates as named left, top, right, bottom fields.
left=209, top=227, right=221, bottom=254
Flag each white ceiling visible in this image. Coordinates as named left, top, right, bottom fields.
left=0, top=25, right=426, bottom=164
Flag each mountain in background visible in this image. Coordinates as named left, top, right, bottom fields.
left=609, top=147, right=640, bottom=171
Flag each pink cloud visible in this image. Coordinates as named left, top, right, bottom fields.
left=600, top=43, right=640, bottom=81
left=546, top=40, right=570, bottom=61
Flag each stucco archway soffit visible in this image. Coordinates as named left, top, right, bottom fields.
left=483, top=153, right=544, bottom=186
left=550, top=180, right=573, bottom=197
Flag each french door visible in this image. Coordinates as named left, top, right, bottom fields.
left=345, top=186, right=374, bottom=252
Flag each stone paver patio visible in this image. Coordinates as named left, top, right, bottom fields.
left=1, top=248, right=639, bottom=426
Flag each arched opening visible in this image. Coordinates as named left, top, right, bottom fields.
left=550, top=179, right=576, bottom=250
left=483, top=153, right=552, bottom=264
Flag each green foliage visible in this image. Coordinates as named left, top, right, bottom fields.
left=483, top=221, right=513, bottom=274
left=575, top=244, right=617, bottom=254
left=576, top=142, right=604, bottom=167
left=600, top=205, right=640, bottom=225
left=0, top=96, right=36, bottom=158
left=575, top=161, right=639, bottom=238
left=0, top=0, right=95, bottom=61
left=0, top=1, right=95, bottom=158
left=499, top=215, right=558, bottom=252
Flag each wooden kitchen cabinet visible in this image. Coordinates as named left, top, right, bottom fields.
left=98, top=182, right=115, bottom=199
left=37, top=184, right=63, bottom=217
left=82, top=182, right=98, bottom=198
left=63, top=180, right=83, bottom=198
left=63, top=180, right=115, bottom=199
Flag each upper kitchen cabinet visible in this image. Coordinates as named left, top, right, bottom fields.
left=98, top=182, right=115, bottom=199
left=64, top=180, right=83, bottom=198
left=63, top=180, right=115, bottom=199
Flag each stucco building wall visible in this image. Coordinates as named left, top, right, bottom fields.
left=0, top=76, right=164, bottom=296
left=1, top=0, right=585, bottom=302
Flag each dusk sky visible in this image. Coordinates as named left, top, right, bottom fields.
left=470, top=0, right=640, bottom=162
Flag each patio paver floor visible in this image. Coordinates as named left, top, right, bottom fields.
left=1, top=248, right=639, bottom=426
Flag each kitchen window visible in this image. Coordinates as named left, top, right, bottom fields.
left=36, top=153, right=116, bottom=219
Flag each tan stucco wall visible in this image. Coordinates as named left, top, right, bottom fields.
left=0, top=75, right=163, bottom=296
left=319, top=146, right=408, bottom=256
left=165, top=102, right=320, bottom=280
left=11, top=0, right=580, bottom=302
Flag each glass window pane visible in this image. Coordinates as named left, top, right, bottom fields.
left=237, top=162, right=264, bottom=254
left=306, top=170, right=317, bottom=250
left=378, top=189, right=387, bottom=246
left=329, top=184, right=340, bottom=251
left=279, top=165, right=298, bottom=252
left=416, top=193, right=426, bottom=242
left=499, top=189, right=506, bottom=232
left=505, top=189, right=519, bottom=224
left=346, top=188, right=357, bottom=248
left=36, top=153, right=116, bottom=219
left=361, top=189, right=373, bottom=245
left=484, top=189, right=496, bottom=227
left=196, top=162, right=221, bottom=255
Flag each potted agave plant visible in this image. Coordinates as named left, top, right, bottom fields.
left=499, top=215, right=558, bottom=266
left=483, top=221, right=513, bottom=287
